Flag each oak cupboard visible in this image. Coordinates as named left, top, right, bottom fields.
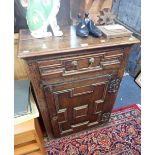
left=18, top=26, right=139, bottom=138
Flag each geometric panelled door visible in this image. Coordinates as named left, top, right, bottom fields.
left=44, top=79, right=110, bottom=137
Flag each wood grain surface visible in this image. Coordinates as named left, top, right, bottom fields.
left=18, top=26, right=139, bottom=58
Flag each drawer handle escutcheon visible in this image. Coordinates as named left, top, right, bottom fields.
left=71, top=60, right=78, bottom=67
left=89, top=57, right=95, bottom=65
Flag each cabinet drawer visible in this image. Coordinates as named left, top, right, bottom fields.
left=37, top=49, right=123, bottom=83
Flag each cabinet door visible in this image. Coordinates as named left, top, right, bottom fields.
left=43, top=73, right=116, bottom=137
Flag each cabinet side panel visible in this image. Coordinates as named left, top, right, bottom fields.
left=103, top=46, right=132, bottom=114
left=27, top=62, right=53, bottom=138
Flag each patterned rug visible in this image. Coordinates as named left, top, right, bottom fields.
left=45, top=104, right=141, bottom=155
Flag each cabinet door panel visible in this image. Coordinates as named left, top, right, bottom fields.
left=44, top=74, right=116, bottom=137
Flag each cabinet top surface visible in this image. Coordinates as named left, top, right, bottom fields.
left=18, top=26, right=140, bottom=58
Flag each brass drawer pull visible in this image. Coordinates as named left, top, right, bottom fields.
left=71, top=60, right=78, bottom=67
left=89, top=57, right=95, bottom=65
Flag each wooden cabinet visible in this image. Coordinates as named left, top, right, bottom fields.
left=18, top=26, right=139, bottom=138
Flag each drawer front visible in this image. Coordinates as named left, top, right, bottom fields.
left=43, top=73, right=117, bottom=137
left=37, top=49, right=123, bottom=83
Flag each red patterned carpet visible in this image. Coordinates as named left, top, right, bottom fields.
left=45, top=104, right=141, bottom=155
